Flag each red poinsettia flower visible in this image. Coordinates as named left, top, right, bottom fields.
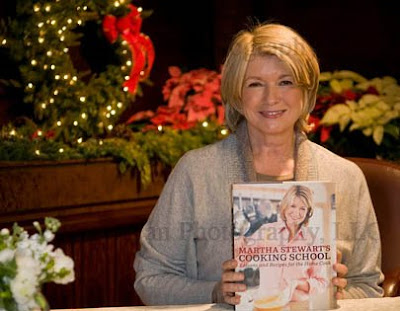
left=366, top=86, right=379, bottom=95
left=168, top=83, right=191, bottom=109
left=149, top=106, right=196, bottom=130
left=125, top=110, right=155, bottom=124
left=320, top=127, right=332, bottom=143
left=216, top=106, right=225, bottom=125
left=168, top=66, right=182, bottom=78
left=185, top=92, right=216, bottom=121
left=150, top=106, right=179, bottom=125
left=171, top=119, right=196, bottom=130
left=343, top=89, right=357, bottom=100
left=307, top=115, right=321, bottom=132
left=127, top=66, right=224, bottom=131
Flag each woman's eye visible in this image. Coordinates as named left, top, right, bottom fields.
left=280, top=80, right=294, bottom=86
left=248, top=81, right=262, bottom=87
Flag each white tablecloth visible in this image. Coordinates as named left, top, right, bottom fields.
left=54, top=297, right=400, bottom=311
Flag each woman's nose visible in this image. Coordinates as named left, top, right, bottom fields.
left=264, top=86, right=280, bottom=105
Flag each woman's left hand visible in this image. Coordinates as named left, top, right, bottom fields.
left=333, top=250, right=348, bottom=299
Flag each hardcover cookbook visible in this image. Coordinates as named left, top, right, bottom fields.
left=232, top=181, right=337, bottom=311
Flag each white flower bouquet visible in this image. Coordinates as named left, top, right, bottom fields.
left=0, top=217, right=75, bottom=311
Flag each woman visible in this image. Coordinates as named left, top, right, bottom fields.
left=134, top=23, right=383, bottom=305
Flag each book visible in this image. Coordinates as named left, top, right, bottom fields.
left=232, top=181, right=337, bottom=311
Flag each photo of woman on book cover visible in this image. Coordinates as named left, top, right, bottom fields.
left=233, top=183, right=336, bottom=311
left=257, top=185, right=328, bottom=301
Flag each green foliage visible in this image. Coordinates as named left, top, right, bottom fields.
left=0, top=120, right=227, bottom=186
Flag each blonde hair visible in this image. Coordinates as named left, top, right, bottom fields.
left=221, top=23, right=320, bottom=132
left=280, top=185, right=314, bottom=226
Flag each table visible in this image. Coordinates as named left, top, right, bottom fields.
left=54, top=297, right=400, bottom=311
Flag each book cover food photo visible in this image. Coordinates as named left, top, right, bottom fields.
left=232, top=182, right=337, bottom=311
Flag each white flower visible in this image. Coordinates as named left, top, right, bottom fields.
left=0, top=218, right=74, bottom=311
left=52, top=249, right=75, bottom=284
left=10, top=276, right=39, bottom=311
left=0, top=249, right=14, bottom=263
left=0, top=228, right=10, bottom=235
left=43, top=230, right=55, bottom=242
left=30, top=233, right=40, bottom=242
left=10, top=251, right=41, bottom=311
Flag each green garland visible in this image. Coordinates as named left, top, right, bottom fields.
left=0, top=121, right=227, bottom=185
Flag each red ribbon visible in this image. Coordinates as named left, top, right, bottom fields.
left=102, top=4, right=155, bottom=94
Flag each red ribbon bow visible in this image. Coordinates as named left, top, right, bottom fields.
left=102, top=4, right=155, bottom=94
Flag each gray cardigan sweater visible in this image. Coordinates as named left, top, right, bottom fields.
left=134, top=121, right=384, bottom=305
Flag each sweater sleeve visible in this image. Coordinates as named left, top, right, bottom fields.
left=342, top=171, right=384, bottom=299
left=133, top=153, right=217, bottom=305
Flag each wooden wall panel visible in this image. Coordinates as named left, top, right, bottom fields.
left=115, top=229, right=143, bottom=306
left=42, top=226, right=146, bottom=308
left=42, top=238, right=76, bottom=308
left=82, top=231, right=109, bottom=306
left=0, top=158, right=164, bottom=213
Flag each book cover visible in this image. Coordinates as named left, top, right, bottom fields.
left=232, top=181, right=337, bottom=311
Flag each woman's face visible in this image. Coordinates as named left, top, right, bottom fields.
left=241, top=54, right=304, bottom=138
left=284, top=195, right=308, bottom=226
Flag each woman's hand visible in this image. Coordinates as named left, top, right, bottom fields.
left=214, top=259, right=246, bottom=305
left=333, top=250, right=348, bottom=299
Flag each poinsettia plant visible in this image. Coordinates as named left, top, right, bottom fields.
left=308, top=71, right=400, bottom=160
left=126, top=66, right=225, bottom=130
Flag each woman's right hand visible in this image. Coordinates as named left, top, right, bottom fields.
left=218, top=259, right=247, bottom=305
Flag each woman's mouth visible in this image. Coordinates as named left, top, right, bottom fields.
left=259, top=110, right=285, bottom=118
